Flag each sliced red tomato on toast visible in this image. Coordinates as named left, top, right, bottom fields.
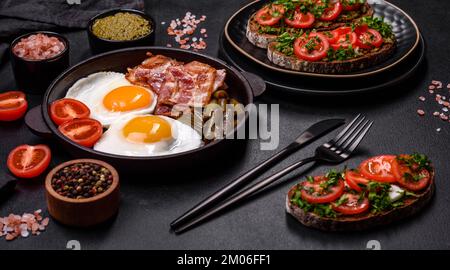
left=0, top=91, right=28, bottom=121
left=294, top=32, right=330, bottom=62
left=342, top=0, right=364, bottom=11
left=329, top=26, right=357, bottom=50
left=255, top=4, right=285, bottom=26
left=345, top=170, right=370, bottom=192
left=354, top=25, right=383, bottom=49
left=393, top=155, right=431, bottom=191
left=7, top=144, right=51, bottom=178
left=332, top=193, right=370, bottom=215
left=359, top=155, right=398, bottom=182
left=285, top=10, right=315, bottom=28
left=301, top=175, right=345, bottom=204
left=319, top=0, right=343, bottom=21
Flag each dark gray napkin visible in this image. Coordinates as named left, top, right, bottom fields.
left=0, top=0, right=145, bottom=63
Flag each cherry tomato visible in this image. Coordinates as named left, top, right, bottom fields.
left=294, top=32, right=330, bottom=62
left=332, top=193, right=370, bottom=215
left=345, top=170, right=370, bottom=192
left=359, top=155, right=398, bottom=182
left=255, top=4, right=285, bottom=26
left=329, top=26, right=357, bottom=50
left=319, top=0, right=343, bottom=21
left=285, top=10, right=315, bottom=28
left=58, top=118, right=103, bottom=148
left=354, top=26, right=383, bottom=49
left=392, top=155, right=431, bottom=191
left=342, top=0, right=364, bottom=11
left=301, top=175, right=345, bottom=204
left=7, top=144, right=51, bottom=179
left=50, top=98, right=91, bottom=126
left=0, top=91, right=28, bottom=121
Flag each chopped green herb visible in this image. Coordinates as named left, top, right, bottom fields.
left=397, top=153, right=431, bottom=171
left=360, top=16, right=393, bottom=38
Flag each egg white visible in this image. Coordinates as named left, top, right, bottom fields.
left=65, top=72, right=157, bottom=127
left=93, top=114, right=203, bottom=157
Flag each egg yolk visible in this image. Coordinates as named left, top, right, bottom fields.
left=122, top=116, right=172, bottom=143
left=103, top=86, right=152, bottom=112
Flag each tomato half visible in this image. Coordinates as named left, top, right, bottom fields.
left=300, top=176, right=345, bottom=204
left=332, top=193, right=370, bottom=215
left=294, top=32, right=330, bottom=62
left=359, top=155, right=398, bottom=182
left=255, top=4, right=285, bottom=26
left=392, top=156, right=431, bottom=191
left=50, top=98, right=91, bottom=126
left=354, top=26, right=383, bottom=49
left=330, top=27, right=357, bottom=50
left=285, top=11, right=315, bottom=28
left=0, top=91, right=28, bottom=121
left=319, top=0, right=343, bottom=21
left=7, top=144, right=51, bottom=179
left=345, top=170, right=370, bottom=192
left=58, top=118, right=103, bottom=148
left=342, top=0, right=363, bottom=11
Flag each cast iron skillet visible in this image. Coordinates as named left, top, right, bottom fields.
left=25, top=47, right=266, bottom=173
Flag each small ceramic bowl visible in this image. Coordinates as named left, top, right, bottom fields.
left=87, top=8, right=156, bottom=54
left=45, top=159, right=120, bottom=227
left=9, top=31, right=70, bottom=94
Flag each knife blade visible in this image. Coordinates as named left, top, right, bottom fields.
left=170, top=118, right=345, bottom=229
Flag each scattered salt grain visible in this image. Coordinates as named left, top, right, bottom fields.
left=165, top=12, right=208, bottom=50
left=443, top=107, right=449, bottom=112
left=161, top=21, right=166, bottom=25
left=433, top=111, right=440, bottom=116
left=1, top=210, right=49, bottom=241
left=419, top=96, right=426, bottom=101
left=437, top=128, right=441, bottom=132
left=417, top=109, right=425, bottom=116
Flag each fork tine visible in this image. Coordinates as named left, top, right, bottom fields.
left=339, top=119, right=370, bottom=150
left=345, top=120, right=373, bottom=154
left=331, top=114, right=362, bottom=144
left=332, top=115, right=365, bottom=149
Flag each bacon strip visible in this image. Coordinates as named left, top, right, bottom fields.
left=126, top=52, right=226, bottom=116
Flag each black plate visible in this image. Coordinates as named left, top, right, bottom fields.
left=225, top=0, right=420, bottom=78
left=219, top=31, right=425, bottom=95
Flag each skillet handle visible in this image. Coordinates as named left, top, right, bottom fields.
left=25, top=105, right=53, bottom=139
left=241, top=71, right=266, bottom=98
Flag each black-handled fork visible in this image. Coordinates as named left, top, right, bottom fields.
left=173, top=115, right=373, bottom=233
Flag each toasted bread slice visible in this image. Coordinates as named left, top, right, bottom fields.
left=286, top=170, right=435, bottom=231
left=246, top=3, right=374, bottom=49
left=267, top=39, right=396, bottom=74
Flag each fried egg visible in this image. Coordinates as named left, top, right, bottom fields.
left=66, top=72, right=157, bottom=127
left=93, top=114, right=203, bottom=156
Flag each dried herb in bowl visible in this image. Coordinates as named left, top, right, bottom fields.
left=91, top=12, right=151, bottom=41
left=51, top=162, right=113, bottom=199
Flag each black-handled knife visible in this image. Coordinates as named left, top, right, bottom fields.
left=170, top=118, right=345, bottom=229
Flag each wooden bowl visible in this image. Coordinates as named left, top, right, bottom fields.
left=45, top=159, right=120, bottom=227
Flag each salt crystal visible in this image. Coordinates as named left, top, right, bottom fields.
left=443, top=107, right=449, bottom=112
left=417, top=109, right=425, bottom=116
left=20, top=230, right=29, bottom=238
left=161, top=22, right=166, bottom=25
left=437, top=128, right=441, bottom=132
left=419, top=96, right=426, bottom=101
left=433, top=111, right=440, bottom=116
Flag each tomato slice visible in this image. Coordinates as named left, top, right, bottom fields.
left=359, top=155, right=398, bottom=182
left=294, top=32, right=330, bottom=62
left=345, top=170, right=370, bottom=192
left=392, top=155, right=431, bottom=191
left=0, top=91, right=28, bottom=121
left=354, top=26, right=383, bottom=49
left=301, top=175, right=345, bottom=204
left=330, top=27, right=357, bottom=50
left=255, top=4, right=285, bottom=26
left=58, top=118, right=103, bottom=148
left=342, top=0, right=363, bottom=11
left=332, top=193, right=370, bottom=215
left=50, top=98, right=91, bottom=126
left=285, top=11, right=315, bottom=28
left=7, top=144, right=51, bottom=179
left=319, top=0, right=343, bottom=21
